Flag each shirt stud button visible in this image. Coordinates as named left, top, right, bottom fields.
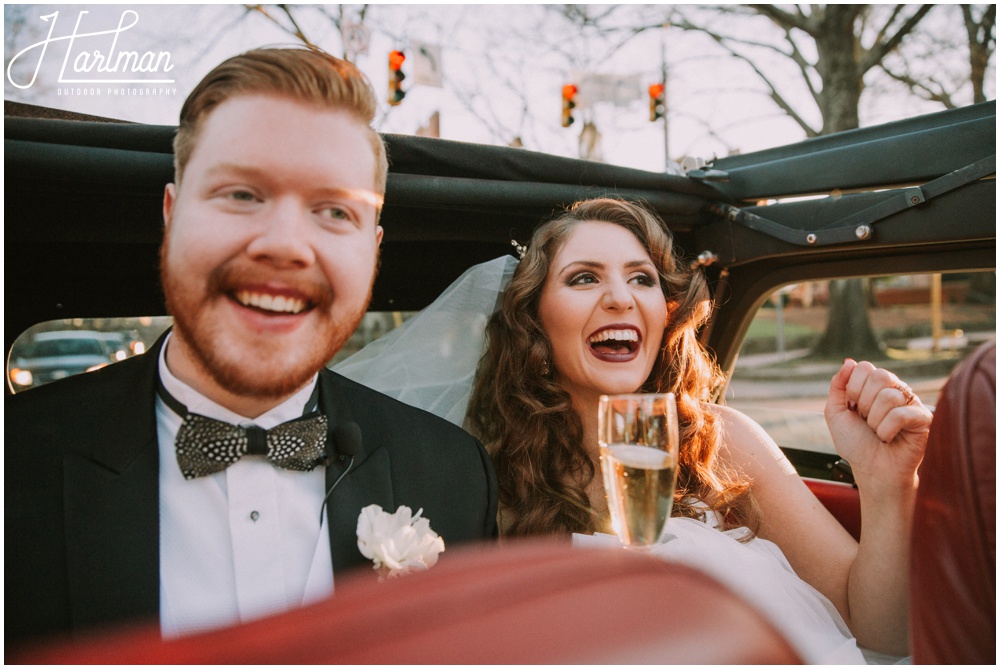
left=250, top=511, right=260, bottom=522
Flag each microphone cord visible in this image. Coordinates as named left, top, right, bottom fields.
left=319, top=456, right=355, bottom=525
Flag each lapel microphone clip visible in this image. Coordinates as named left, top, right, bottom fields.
left=319, top=422, right=363, bottom=523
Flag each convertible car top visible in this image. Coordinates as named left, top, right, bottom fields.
left=4, top=99, right=996, bottom=373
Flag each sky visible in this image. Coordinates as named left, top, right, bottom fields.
left=4, top=3, right=991, bottom=173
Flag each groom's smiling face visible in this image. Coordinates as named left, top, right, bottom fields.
left=160, top=94, right=384, bottom=407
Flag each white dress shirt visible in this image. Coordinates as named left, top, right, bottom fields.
left=156, top=336, right=334, bottom=638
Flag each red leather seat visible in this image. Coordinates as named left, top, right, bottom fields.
left=910, top=340, right=995, bottom=664
left=805, top=478, right=861, bottom=541
left=11, top=539, right=801, bottom=664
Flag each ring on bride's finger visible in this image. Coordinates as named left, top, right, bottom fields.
left=896, top=384, right=916, bottom=405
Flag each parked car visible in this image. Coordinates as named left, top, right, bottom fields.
left=7, top=330, right=116, bottom=391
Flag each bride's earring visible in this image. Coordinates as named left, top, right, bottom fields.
left=540, top=359, right=550, bottom=377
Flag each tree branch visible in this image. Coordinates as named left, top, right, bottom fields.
left=774, top=21, right=822, bottom=104
left=738, top=10, right=824, bottom=105
left=672, top=17, right=792, bottom=60
left=963, top=4, right=996, bottom=50
left=748, top=4, right=816, bottom=35
left=869, top=4, right=906, bottom=49
left=672, top=14, right=821, bottom=131
left=879, top=67, right=958, bottom=108
left=860, top=4, right=934, bottom=73
left=961, top=4, right=996, bottom=104
left=314, top=6, right=343, bottom=31
left=245, top=5, right=311, bottom=46
left=277, top=4, right=312, bottom=46
left=703, top=29, right=819, bottom=136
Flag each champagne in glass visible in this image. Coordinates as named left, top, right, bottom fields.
left=598, top=393, right=679, bottom=546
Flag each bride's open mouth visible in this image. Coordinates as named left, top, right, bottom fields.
left=588, top=326, right=641, bottom=361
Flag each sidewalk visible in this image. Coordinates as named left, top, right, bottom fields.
left=729, top=332, right=995, bottom=404
left=733, top=330, right=995, bottom=383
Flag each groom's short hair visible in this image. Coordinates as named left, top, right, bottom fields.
left=173, top=46, right=388, bottom=202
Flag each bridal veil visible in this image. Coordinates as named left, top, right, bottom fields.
left=332, top=255, right=518, bottom=427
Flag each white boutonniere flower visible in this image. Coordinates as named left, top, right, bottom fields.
left=356, top=504, right=445, bottom=580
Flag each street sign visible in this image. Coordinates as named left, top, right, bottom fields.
left=411, top=41, right=443, bottom=88
left=342, top=22, right=370, bottom=55
left=574, top=73, right=643, bottom=109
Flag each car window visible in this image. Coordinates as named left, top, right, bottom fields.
left=725, top=270, right=995, bottom=477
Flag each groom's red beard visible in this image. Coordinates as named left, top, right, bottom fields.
left=159, top=242, right=373, bottom=400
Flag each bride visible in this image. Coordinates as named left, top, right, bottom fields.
left=335, top=198, right=931, bottom=664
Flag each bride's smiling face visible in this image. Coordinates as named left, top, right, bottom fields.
left=538, top=220, right=668, bottom=406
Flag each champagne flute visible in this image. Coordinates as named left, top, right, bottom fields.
left=598, top=393, right=680, bottom=546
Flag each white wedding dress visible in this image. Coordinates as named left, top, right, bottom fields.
left=573, top=520, right=866, bottom=664
left=333, top=257, right=871, bottom=665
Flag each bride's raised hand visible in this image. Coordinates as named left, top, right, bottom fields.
left=824, top=359, right=932, bottom=494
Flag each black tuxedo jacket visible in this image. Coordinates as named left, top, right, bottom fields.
left=5, top=334, right=498, bottom=644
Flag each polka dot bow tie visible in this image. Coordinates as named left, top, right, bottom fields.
left=159, top=381, right=329, bottom=480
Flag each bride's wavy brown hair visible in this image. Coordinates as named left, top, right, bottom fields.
left=467, top=198, right=759, bottom=538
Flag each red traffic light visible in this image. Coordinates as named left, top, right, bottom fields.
left=389, top=50, right=406, bottom=71
left=648, top=83, right=665, bottom=121
left=561, top=83, right=577, bottom=127
left=388, top=50, right=407, bottom=106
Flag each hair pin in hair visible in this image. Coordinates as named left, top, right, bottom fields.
left=510, top=239, right=527, bottom=260
left=689, top=250, right=718, bottom=270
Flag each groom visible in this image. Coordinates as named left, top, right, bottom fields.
left=6, top=47, right=497, bottom=644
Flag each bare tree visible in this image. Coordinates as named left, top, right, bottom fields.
left=964, top=4, right=997, bottom=104
left=661, top=5, right=989, bottom=358
left=878, top=4, right=996, bottom=109
left=614, top=5, right=940, bottom=138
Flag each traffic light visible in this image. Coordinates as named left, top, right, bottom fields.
left=388, top=50, right=406, bottom=106
left=561, top=84, right=577, bottom=127
left=648, top=83, right=665, bottom=122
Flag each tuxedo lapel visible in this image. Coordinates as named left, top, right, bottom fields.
left=319, top=370, right=394, bottom=573
left=64, top=438, right=159, bottom=632
left=62, top=334, right=165, bottom=633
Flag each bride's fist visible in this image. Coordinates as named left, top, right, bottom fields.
left=825, top=359, right=932, bottom=490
